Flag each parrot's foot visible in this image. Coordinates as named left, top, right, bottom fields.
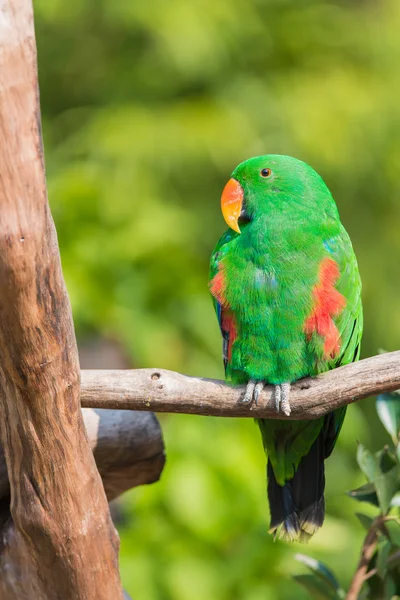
left=241, top=379, right=265, bottom=405
left=274, top=383, right=291, bottom=416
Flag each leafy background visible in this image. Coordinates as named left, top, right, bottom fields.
left=34, top=0, right=400, bottom=598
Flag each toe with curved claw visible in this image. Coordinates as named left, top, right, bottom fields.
left=242, top=379, right=256, bottom=404
left=274, top=382, right=291, bottom=416
left=242, top=380, right=291, bottom=414
left=241, top=379, right=266, bottom=406
left=254, top=381, right=265, bottom=404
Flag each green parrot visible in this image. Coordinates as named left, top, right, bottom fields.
left=209, top=155, right=362, bottom=542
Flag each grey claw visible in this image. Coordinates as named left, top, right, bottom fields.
left=274, top=385, right=281, bottom=412
left=254, top=381, right=265, bottom=405
left=242, top=379, right=256, bottom=404
left=274, top=383, right=291, bottom=416
left=281, top=382, right=291, bottom=416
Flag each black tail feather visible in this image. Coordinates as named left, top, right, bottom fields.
left=267, top=462, right=301, bottom=542
left=267, top=434, right=326, bottom=542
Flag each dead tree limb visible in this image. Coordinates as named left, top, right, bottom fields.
left=0, top=1, right=123, bottom=598
left=82, top=409, right=165, bottom=501
left=80, top=351, right=400, bottom=419
left=0, top=409, right=165, bottom=503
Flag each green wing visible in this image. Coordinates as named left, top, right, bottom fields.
left=262, top=226, right=363, bottom=484
left=322, top=226, right=363, bottom=457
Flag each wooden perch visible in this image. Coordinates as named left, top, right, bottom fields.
left=80, top=351, right=400, bottom=419
left=0, top=1, right=124, bottom=598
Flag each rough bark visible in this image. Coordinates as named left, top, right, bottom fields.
left=0, top=1, right=123, bottom=598
left=89, top=409, right=165, bottom=501
left=79, top=351, right=400, bottom=419
left=0, top=409, right=166, bottom=503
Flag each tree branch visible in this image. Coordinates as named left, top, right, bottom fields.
left=85, top=409, right=165, bottom=501
left=79, top=351, right=400, bottom=419
left=344, top=515, right=398, bottom=600
left=345, top=516, right=382, bottom=600
left=0, top=409, right=165, bottom=504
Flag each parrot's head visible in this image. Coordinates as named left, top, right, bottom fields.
left=220, top=154, right=338, bottom=234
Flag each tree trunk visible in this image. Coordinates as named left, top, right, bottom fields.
left=0, top=1, right=124, bottom=597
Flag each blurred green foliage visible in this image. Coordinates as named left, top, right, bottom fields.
left=295, top=392, right=400, bottom=599
left=34, top=0, right=400, bottom=597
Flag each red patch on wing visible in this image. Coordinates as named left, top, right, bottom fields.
left=210, top=266, right=237, bottom=362
left=221, top=308, right=237, bottom=362
left=209, top=266, right=228, bottom=306
left=304, top=258, right=346, bottom=359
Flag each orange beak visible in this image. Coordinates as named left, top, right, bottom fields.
left=221, top=178, right=244, bottom=234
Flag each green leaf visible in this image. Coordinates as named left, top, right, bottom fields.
left=348, top=482, right=379, bottom=507
left=376, top=392, right=400, bottom=443
left=385, top=519, right=400, bottom=547
left=293, top=574, right=342, bottom=600
left=375, top=468, right=400, bottom=515
left=380, top=448, right=397, bottom=472
left=357, top=443, right=377, bottom=480
left=377, top=537, right=392, bottom=579
left=377, top=393, right=400, bottom=442
left=356, top=444, right=400, bottom=513
left=391, top=492, right=400, bottom=507
left=365, top=568, right=397, bottom=600
left=355, top=512, right=375, bottom=531
left=295, top=554, right=342, bottom=593
left=387, top=550, right=400, bottom=570
left=375, top=473, right=399, bottom=515
left=356, top=444, right=396, bottom=478
left=383, top=573, right=397, bottom=600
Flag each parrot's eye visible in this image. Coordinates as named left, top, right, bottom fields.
left=260, top=168, right=271, bottom=178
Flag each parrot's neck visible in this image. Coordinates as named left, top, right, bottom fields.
left=239, top=211, right=339, bottom=250
left=232, top=213, right=341, bottom=272
left=238, top=213, right=299, bottom=252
